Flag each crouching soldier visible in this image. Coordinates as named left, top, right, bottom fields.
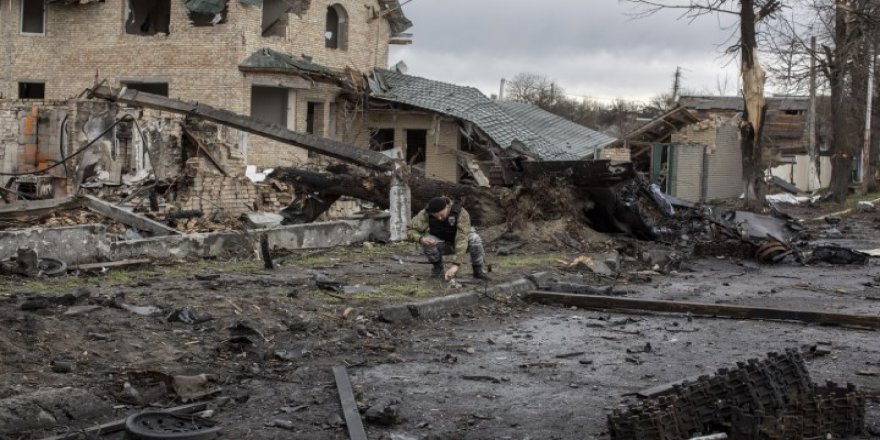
left=407, top=196, right=491, bottom=281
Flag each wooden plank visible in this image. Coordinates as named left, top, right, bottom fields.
left=88, top=86, right=394, bottom=172
left=39, top=402, right=207, bottom=440
left=183, top=129, right=227, bottom=176
left=332, top=365, right=368, bottom=440
left=524, top=291, right=880, bottom=329
left=70, top=259, right=152, bottom=272
left=81, top=195, right=180, bottom=236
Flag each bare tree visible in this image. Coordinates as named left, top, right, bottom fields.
left=504, top=72, right=563, bottom=109
left=626, top=0, right=782, bottom=211
left=764, top=0, right=880, bottom=201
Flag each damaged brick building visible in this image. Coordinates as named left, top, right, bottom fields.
left=0, top=0, right=413, bottom=167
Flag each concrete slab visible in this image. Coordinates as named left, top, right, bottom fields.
left=0, top=215, right=390, bottom=266
left=379, top=276, right=539, bottom=323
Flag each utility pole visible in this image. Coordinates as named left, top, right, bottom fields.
left=672, top=66, right=682, bottom=103
left=861, top=42, right=875, bottom=195
left=808, top=36, right=821, bottom=191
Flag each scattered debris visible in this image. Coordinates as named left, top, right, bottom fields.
left=364, top=397, right=402, bottom=426
left=227, top=322, right=266, bottom=345
left=810, top=245, right=869, bottom=265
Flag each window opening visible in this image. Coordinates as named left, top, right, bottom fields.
left=306, top=102, right=325, bottom=135
left=121, top=82, right=168, bottom=97
left=262, top=0, right=290, bottom=37
left=20, top=0, right=45, bottom=34
left=369, top=129, right=395, bottom=151
left=325, top=4, right=347, bottom=50
left=126, top=0, right=171, bottom=36
left=18, top=82, right=45, bottom=99
left=250, top=86, right=288, bottom=126
left=405, top=129, right=427, bottom=166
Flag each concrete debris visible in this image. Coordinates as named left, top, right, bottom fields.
left=243, top=212, right=284, bottom=229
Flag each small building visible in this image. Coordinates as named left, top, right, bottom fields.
left=680, top=95, right=830, bottom=193
left=366, top=69, right=615, bottom=183
left=617, top=96, right=823, bottom=203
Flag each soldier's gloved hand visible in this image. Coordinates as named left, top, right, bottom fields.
left=444, top=264, right=459, bottom=280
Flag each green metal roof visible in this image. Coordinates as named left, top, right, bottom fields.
left=240, top=48, right=339, bottom=79
left=370, top=70, right=605, bottom=160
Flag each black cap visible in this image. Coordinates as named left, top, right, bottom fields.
left=426, top=197, right=448, bottom=214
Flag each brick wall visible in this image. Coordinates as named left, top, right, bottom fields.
left=598, top=147, right=630, bottom=162
left=1, top=0, right=392, bottom=113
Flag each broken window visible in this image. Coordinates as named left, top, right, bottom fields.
left=306, top=102, right=325, bottom=135
left=20, top=0, right=45, bottom=34
left=185, top=0, right=227, bottom=26
left=325, top=4, right=347, bottom=50
left=125, top=0, right=171, bottom=36
left=261, top=0, right=290, bottom=37
left=121, top=82, right=169, bottom=97
left=250, top=86, right=287, bottom=126
left=18, top=82, right=45, bottom=99
left=405, top=129, right=427, bottom=166
left=369, top=129, right=395, bottom=151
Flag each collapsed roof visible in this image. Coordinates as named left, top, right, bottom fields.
left=368, top=69, right=614, bottom=161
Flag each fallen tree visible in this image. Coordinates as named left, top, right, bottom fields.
left=270, top=167, right=509, bottom=226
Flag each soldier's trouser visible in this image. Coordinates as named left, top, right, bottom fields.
left=421, top=231, right=485, bottom=266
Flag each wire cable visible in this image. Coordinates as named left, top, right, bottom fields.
left=0, top=114, right=136, bottom=177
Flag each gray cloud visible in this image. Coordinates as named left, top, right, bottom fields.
left=390, top=0, right=744, bottom=102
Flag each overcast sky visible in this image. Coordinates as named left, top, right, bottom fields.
left=389, top=0, right=743, bottom=104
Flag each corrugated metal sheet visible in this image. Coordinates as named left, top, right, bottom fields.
left=496, top=101, right=615, bottom=159
left=704, top=119, right=743, bottom=201
left=370, top=69, right=581, bottom=160
left=672, top=144, right=705, bottom=202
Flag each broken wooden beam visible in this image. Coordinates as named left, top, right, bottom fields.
left=524, top=291, right=880, bottom=329
left=87, top=85, right=394, bottom=172
left=81, top=195, right=180, bottom=236
left=332, top=365, right=368, bottom=440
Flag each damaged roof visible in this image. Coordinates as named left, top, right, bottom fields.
left=240, top=48, right=340, bottom=80
left=370, top=69, right=597, bottom=160
left=497, top=101, right=616, bottom=159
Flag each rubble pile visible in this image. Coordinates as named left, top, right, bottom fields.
left=607, top=349, right=866, bottom=439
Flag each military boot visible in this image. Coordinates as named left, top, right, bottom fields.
left=472, top=265, right=492, bottom=281
left=431, top=261, right=444, bottom=279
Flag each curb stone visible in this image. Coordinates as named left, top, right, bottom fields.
left=378, top=272, right=550, bottom=323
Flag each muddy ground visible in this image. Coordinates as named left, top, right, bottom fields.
left=1, top=209, right=879, bottom=440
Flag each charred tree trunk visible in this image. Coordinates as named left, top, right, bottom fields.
left=739, top=0, right=768, bottom=212
left=271, top=168, right=508, bottom=226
